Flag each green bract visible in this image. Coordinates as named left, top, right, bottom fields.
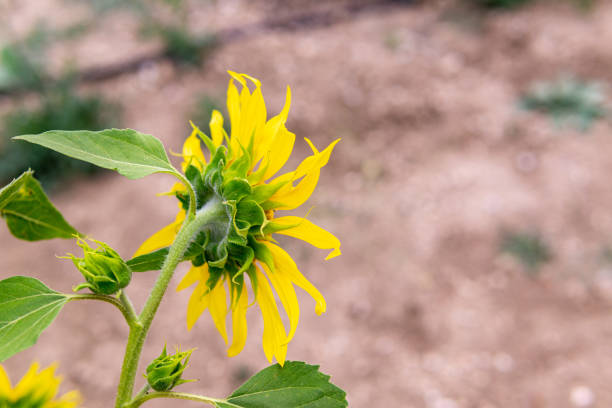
left=67, top=238, right=132, bottom=295
left=173, top=145, right=285, bottom=291
left=145, top=346, right=193, bottom=392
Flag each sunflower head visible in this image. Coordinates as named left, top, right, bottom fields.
left=0, top=363, right=81, bottom=408
left=136, top=71, right=341, bottom=365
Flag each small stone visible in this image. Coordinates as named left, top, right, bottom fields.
left=570, top=385, right=595, bottom=407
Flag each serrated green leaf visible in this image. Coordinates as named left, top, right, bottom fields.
left=0, top=171, right=79, bottom=240
left=0, top=276, right=69, bottom=361
left=214, top=361, right=347, bottom=408
left=14, top=129, right=178, bottom=179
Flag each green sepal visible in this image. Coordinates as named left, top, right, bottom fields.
left=0, top=170, right=79, bottom=241
left=191, top=121, right=217, bottom=156
left=225, top=145, right=251, bottom=180
left=250, top=180, right=289, bottom=203
left=228, top=244, right=255, bottom=283
left=0, top=276, right=69, bottom=362
left=223, top=178, right=251, bottom=201
left=246, top=157, right=271, bottom=185
left=236, top=199, right=266, bottom=234
left=262, top=219, right=301, bottom=235
left=249, top=236, right=275, bottom=272
left=214, top=361, right=348, bottom=408
left=261, top=200, right=285, bottom=211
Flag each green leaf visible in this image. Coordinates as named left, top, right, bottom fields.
left=126, top=241, right=206, bottom=272
left=0, top=276, right=69, bottom=361
left=0, top=171, right=79, bottom=240
left=214, top=361, right=347, bottom=408
left=127, top=248, right=170, bottom=272
left=0, top=170, right=30, bottom=211
left=14, top=129, right=178, bottom=179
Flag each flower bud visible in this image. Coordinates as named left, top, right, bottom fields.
left=145, top=345, right=194, bottom=392
left=67, top=238, right=132, bottom=295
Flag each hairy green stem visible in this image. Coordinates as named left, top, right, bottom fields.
left=114, top=199, right=225, bottom=408
left=129, top=391, right=224, bottom=408
left=68, top=294, right=137, bottom=326
left=119, top=290, right=141, bottom=327
left=173, top=171, right=197, bottom=218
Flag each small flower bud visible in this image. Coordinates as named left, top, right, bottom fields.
left=67, top=238, right=132, bottom=295
left=145, top=345, right=194, bottom=392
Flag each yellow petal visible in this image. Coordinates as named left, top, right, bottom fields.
left=181, top=129, right=206, bottom=171
left=261, top=261, right=300, bottom=342
left=56, top=390, right=82, bottom=408
left=262, top=126, right=296, bottom=181
left=227, top=78, right=242, bottom=153
left=0, top=365, right=12, bottom=396
left=209, top=109, right=225, bottom=147
left=295, top=138, right=340, bottom=179
left=177, top=264, right=204, bottom=292
left=227, top=283, right=249, bottom=357
left=267, top=139, right=340, bottom=210
left=157, top=181, right=186, bottom=197
left=254, top=86, right=292, bottom=166
left=271, top=216, right=341, bottom=260
left=133, top=209, right=185, bottom=257
left=187, top=279, right=210, bottom=330
left=209, top=278, right=229, bottom=344
left=270, top=169, right=320, bottom=211
left=266, top=243, right=326, bottom=315
left=254, top=268, right=288, bottom=366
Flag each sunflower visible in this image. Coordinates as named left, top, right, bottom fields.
left=0, top=363, right=81, bottom=408
left=134, top=71, right=340, bottom=366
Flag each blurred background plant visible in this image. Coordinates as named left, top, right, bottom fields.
left=0, top=0, right=219, bottom=189
left=469, top=0, right=595, bottom=10
left=187, top=94, right=228, bottom=135
left=0, top=23, right=120, bottom=189
left=501, top=231, right=552, bottom=275
left=520, top=75, right=607, bottom=132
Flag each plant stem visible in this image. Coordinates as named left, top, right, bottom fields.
left=68, top=294, right=136, bottom=326
left=129, top=391, right=224, bottom=408
left=119, top=290, right=141, bottom=327
left=114, top=199, right=226, bottom=408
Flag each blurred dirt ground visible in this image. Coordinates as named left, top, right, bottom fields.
left=4, top=0, right=612, bottom=407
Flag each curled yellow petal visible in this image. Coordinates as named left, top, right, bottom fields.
left=227, top=283, right=249, bottom=357
left=209, top=278, right=229, bottom=344
left=209, top=109, right=225, bottom=147
left=181, top=129, right=206, bottom=171
left=271, top=216, right=341, bottom=260
left=254, top=268, right=288, bottom=366
left=262, top=125, right=296, bottom=181
left=268, top=139, right=340, bottom=210
left=261, top=261, right=300, bottom=342
left=253, top=86, right=292, bottom=166
left=227, top=78, right=241, bottom=153
left=266, top=242, right=327, bottom=315
left=133, top=209, right=185, bottom=257
left=270, top=169, right=320, bottom=211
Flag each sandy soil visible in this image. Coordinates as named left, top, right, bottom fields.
left=3, top=1, right=612, bottom=407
